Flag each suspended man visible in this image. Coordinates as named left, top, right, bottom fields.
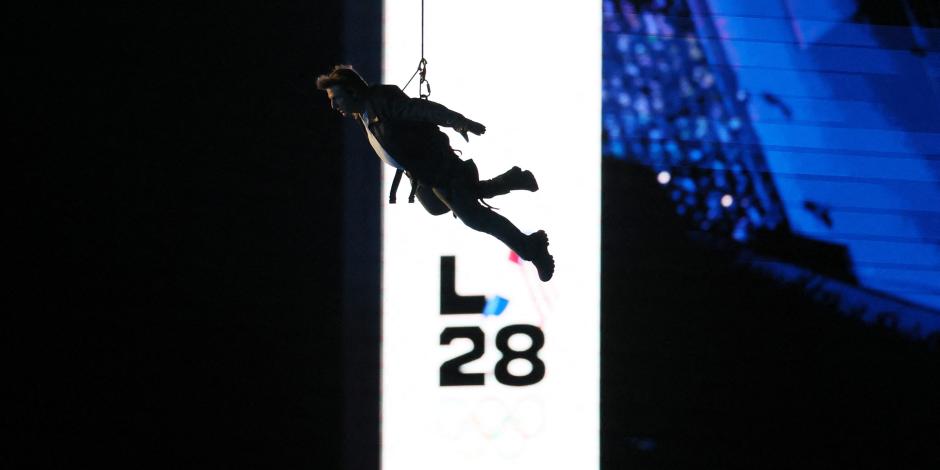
left=317, top=65, right=554, bottom=281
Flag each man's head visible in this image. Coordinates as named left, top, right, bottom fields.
left=316, top=65, right=369, bottom=117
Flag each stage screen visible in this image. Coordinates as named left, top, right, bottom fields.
left=381, top=1, right=601, bottom=469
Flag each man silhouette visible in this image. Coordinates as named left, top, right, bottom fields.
left=317, top=65, right=554, bottom=281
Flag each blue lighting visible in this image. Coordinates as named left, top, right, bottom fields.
left=483, top=296, right=509, bottom=316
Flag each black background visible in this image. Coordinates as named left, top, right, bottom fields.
left=15, top=2, right=346, bottom=467
left=13, top=2, right=940, bottom=469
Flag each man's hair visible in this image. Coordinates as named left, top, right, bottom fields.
left=316, top=65, right=369, bottom=95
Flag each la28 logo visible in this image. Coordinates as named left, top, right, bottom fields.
left=439, top=256, right=545, bottom=387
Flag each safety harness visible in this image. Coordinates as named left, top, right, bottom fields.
left=388, top=0, right=493, bottom=212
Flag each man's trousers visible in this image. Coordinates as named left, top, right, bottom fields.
left=412, top=162, right=535, bottom=260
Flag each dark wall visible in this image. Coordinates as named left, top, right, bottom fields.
left=602, top=159, right=940, bottom=469
left=340, top=2, right=383, bottom=470
left=15, top=3, right=346, bottom=467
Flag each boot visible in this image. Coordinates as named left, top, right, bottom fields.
left=477, top=166, right=538, bottom=199
left=526, top=230, right=554, bottom=282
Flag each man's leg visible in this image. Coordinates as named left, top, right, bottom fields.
left=476, top=166, right=539, bottom=199
left=433, top=184, right=554, bottom=281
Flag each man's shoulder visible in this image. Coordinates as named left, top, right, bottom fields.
left=370, top=84, right=408, bottom=101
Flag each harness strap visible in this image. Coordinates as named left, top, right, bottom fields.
left=389, top=169, right=404, bottom=204
left=408, top=176, right=417, bottom=203
left=389, top=169, right=418, bottom=204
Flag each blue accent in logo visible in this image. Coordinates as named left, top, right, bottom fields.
left=483, top=296, right=509, bottom=316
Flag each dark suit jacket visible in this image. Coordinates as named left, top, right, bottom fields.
left=359, top=84, right=469, bottom=187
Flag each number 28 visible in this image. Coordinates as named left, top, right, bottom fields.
left=440, top=324, right=545, bottom=387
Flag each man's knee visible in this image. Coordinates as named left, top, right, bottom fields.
left=433, top=185, right=490, bottom=228
left=452, top=202, right=492, bottom=232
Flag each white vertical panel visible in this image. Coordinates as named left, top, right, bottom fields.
left=382, top=1, right=600, bottom=469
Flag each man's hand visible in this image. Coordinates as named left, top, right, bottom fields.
left=455, top=118, right=486, bottom=142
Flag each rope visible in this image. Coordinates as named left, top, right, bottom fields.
left=421, top=0, right=424, bottom=58
left=401, top=0, right=431, bottom=100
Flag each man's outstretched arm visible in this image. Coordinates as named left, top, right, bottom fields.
left=379, top=86, right=486, bottom=140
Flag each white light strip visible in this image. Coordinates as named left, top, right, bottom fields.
left=382, top=2, right=600, bottom=469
